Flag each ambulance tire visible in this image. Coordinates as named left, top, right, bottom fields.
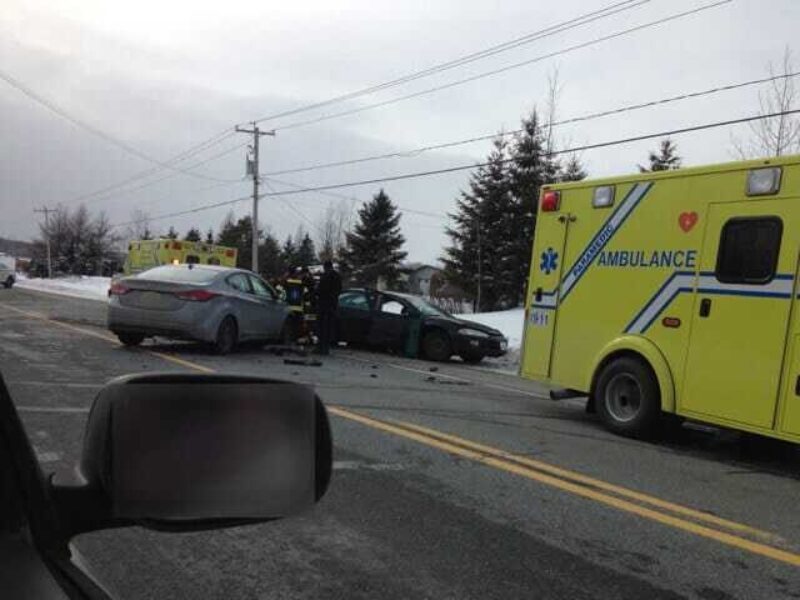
left=595, top=356, right=661, bottom=438
left=214, top=316, right=238, bottom=355
left=422, top=329, right=452, bottom=362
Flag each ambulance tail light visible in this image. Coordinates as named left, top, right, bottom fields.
left=541, top=190, right=561, bottom=212
left=747, top=167, right=781, bottom=196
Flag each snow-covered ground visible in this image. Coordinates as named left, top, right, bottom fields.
left=15, top=274, right=110, bottom=302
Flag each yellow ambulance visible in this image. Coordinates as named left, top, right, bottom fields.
left=123, top=240, right=238, bottom=275
left=521, top=154, right=800, bottom=443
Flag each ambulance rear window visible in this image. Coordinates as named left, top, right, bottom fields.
left=715, top=217, right=782, bottom=284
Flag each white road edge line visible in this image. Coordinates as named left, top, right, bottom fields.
left=17, top=406, right=90, bottom=414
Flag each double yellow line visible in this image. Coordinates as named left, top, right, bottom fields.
left=328, top=408, right=800, bottom=567
left=3, top=300, right=799, bottom=567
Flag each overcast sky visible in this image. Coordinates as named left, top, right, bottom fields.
left=1, top=0, right=798, bottom=263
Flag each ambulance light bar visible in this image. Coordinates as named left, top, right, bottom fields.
left=541, top=190, right=560, bottom=212
left=592, top=186, right=615, bottom=208
left=746, top=167, right=781, bottom=196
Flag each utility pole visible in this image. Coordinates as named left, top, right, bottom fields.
left=235, top=122, right=275, bottom=273
left=33, top=207, right=56, bottom=278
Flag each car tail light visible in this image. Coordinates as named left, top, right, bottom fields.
left=109, top=283, right=130, bottom=296
left=541, top=190, right=560, bottom=212
left=175, top=289, right=219, bottom=302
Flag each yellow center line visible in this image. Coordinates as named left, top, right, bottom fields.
left=4, top=301, right=797, bottom=567
left=328, top=406, right=800, bottom=568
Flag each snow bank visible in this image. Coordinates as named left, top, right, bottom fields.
left=16, top=274, right=110, bottom=302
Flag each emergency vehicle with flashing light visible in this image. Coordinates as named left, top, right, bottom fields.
left=521, top=154, right=800, bottom=443
left=123, top=240, right=237, bottom=275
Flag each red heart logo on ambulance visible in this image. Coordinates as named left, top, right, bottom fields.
left=678, top=212, right=698, bottom=232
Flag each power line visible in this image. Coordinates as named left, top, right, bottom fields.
left=0, top=67, right=238, bottom=185
left=274, top=0, right=732, bottom=132
left=261, top=108, right=800, bottom=196
left=265, top=70, right=800, bottom=177
left=249, top=0, right=651, bottom=126
left=110, top=110, right=800, bottom=229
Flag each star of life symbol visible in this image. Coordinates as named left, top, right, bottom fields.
left=540, top=247, right=559, bottom=275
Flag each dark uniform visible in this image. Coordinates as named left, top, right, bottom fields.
left=316, top=262, right=342, bottom=355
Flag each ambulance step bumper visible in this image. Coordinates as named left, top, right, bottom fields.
left=549, top=388, right=585, bottom=401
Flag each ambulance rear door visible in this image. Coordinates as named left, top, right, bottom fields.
left=521, top=211, right=572, bottom=379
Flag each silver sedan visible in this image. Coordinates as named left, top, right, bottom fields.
left=108, top=264, right=290, bottom=353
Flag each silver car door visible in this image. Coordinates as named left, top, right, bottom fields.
left=248, top=275, right=281, bottom=337
left=224, top=273, right=260, bottom=339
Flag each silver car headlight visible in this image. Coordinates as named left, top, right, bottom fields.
left=457, top=328, right=490, bottom=338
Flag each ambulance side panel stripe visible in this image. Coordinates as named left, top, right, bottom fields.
left=627, top=273, right=795, bottom=334
left=559, top=182, right=653, bottom=304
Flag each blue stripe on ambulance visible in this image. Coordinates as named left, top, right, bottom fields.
left=530, top=181, right=654, bottom=311
left=625, top=272, right=795, bottom=334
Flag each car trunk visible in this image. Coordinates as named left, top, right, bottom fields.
left=118, top=281, right=202, bottom=311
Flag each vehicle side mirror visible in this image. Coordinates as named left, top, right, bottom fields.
left=53, top=373, right=332, bottom=535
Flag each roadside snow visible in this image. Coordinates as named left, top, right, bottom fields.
left=456, top=307, right=525, bottom=372
left=15, top=274, right=110, bottom=302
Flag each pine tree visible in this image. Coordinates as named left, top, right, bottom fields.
left=296, top=232, right=317, bottom=267
left=506, top=109, right=566, bottom=307
left=205, top=228, right=214, bottom=244
left=165, top=226, right=179, bottom=240
left=341, top=189, right=407, bottom=288
left=217, top=214, right=254, bottom=270
left=639, top=139, right=681, bottom=172
left=282, top=236, right=297, bottom=269
left=561, top=154, right=588, bottom=182
left=141, top=226, right=152, bottom=241
left=184, top=227, right=202, bottom=242
left=258, top=233, right=285, bottom=280
left=443, top=136, right=512, bottom=311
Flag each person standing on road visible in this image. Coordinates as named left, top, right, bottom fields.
left=316, top=260, right=342, bottom=355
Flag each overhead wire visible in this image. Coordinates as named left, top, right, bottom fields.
left=127, top=109, right=800, bottom=228
left=248, top=0, right=652, bottom=126
left=264, top=70, right=800, bottom=177
left=273, top=0, right=732, bottom=132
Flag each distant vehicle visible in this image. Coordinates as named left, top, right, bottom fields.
left=0, top=371, right=331, bottom=599
left=0, top=254, right=16, bottom=288
left=123, top=239, right=238, bottom=275
left=521, top=154, right=800, bottom=444
left=337, top=288, right=508, bottom=363
left=108, top=264, right=290, bottom=354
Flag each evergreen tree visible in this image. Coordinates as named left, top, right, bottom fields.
left=164, top=226, right=178, bottom=240
left=259, top=233, right=285, bottom=280
left=205, top=228, right=214, bottom=244
left=296, top=232, right=317, bottom=267
left=506, top=109, right=566, bottom=307
left=184, top=227, right=202, bottom=242
left=443, top=136, right=512, bottom=311
left=341, top=189, right=407, bottom=288
left=141, top=226, right=152, bottom=241
left=561, top=154, right=588, bottom=181
left=282, top=235, right=297, bottom=269
left=217, top=214, right=254, bottom=270
left=639, top=138, right=681, bottom=172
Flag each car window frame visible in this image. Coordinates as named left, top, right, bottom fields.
left=339, top=291, right=372, bottom=311
left=226, top=273, right=253, bottom=294
left=377, top=294, right=414, bottom=317
left=248, top=275, right=276, bottom=299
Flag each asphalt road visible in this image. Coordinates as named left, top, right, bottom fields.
left=1, top=287, right=798, bottom=600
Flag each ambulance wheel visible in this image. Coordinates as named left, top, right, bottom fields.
left=214, top=317, right=238, bottom=355
left=117, top=332, right=144, bottom=347
left=595, top=357, right=660, bottom=438
left=422, top=330, right=452, bottom=362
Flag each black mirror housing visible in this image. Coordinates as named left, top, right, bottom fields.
left=56, top=373, right=331, bottom=534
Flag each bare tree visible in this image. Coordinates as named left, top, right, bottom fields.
left=316, top=200, right=353, bottom=263
left=733, top=47, right=800, bottom=158
left=122, top=209, right=152, bottom=243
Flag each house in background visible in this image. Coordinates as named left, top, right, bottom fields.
left=401, top=263, right=441, bottom=296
